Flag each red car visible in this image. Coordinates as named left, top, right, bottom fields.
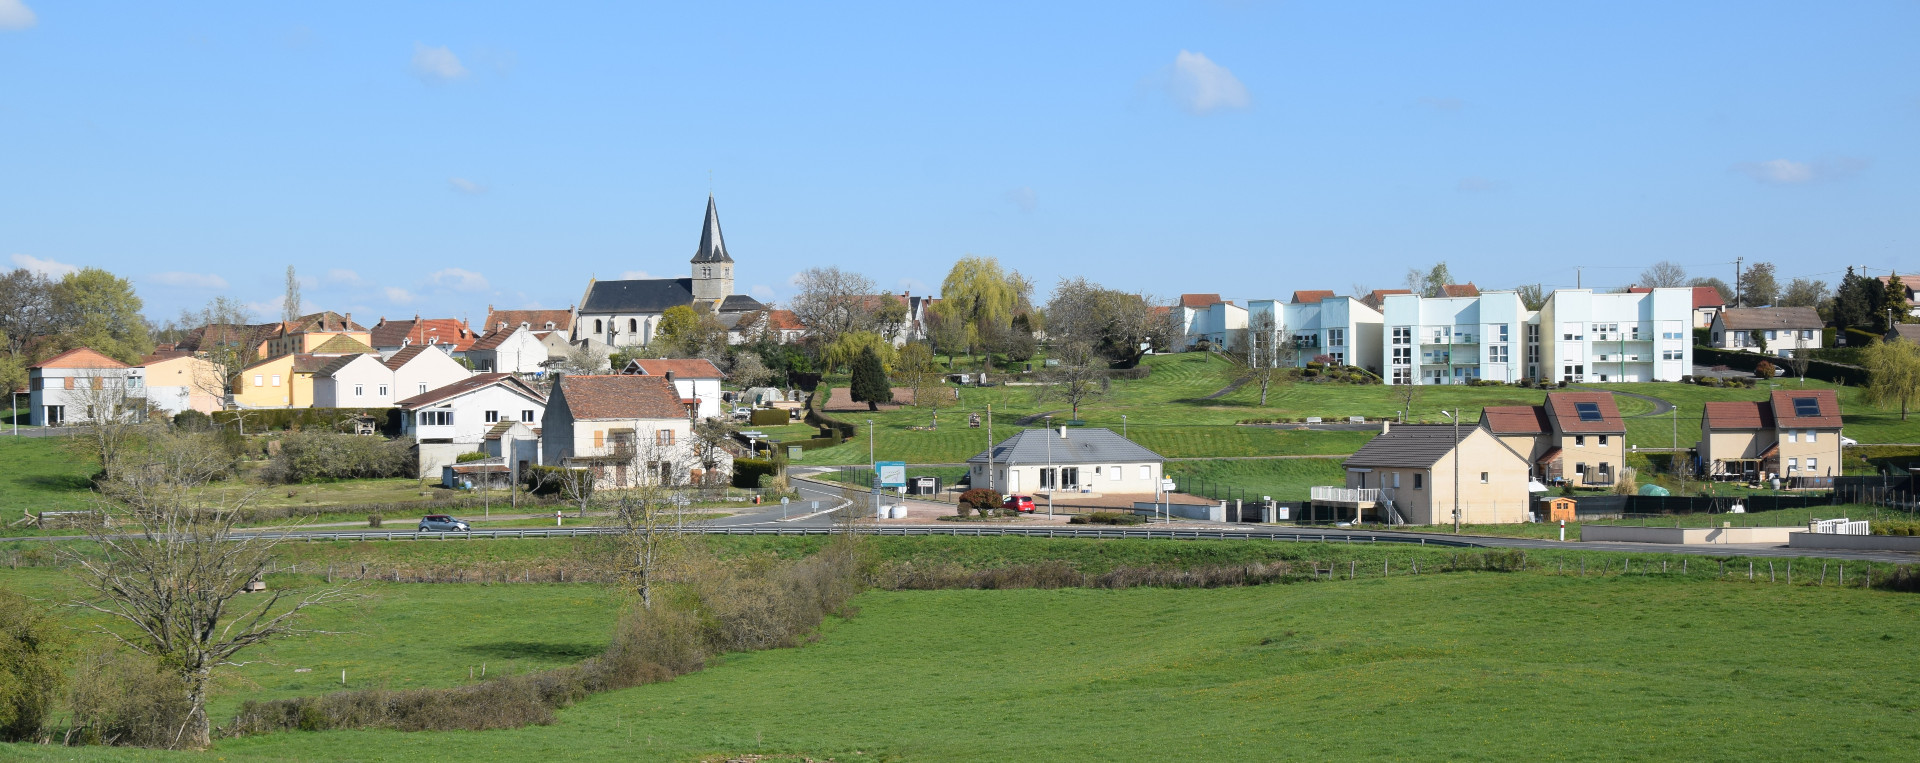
left=1002, top=495, right=1036, bottom=513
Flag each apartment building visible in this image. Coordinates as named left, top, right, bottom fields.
left=1245, top=293, right=1384, bottom=372
left=1537, top=288, right=1693, bottom=383
left=1379, top=291, right=1531, bottom=385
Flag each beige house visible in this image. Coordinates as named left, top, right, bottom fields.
left=1708, top=307, right=1823, bottom=357
left=1700, top=390, right=1843, bottom=485
left=1318, top=423, right=1532, bottom=525
left=136, top=350, right=224, bottom=417
left=541, top=374, right=725, bottom=488
left=1480, top=391, right=1627, bottom=488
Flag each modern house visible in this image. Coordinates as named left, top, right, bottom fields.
left=1175, top=294, right=1224, bottom=348
left=1708, top=307, right=1824, bottom=357
left=467, top=326, right=550, bottom=374
left=136, top=350, right=224, bottom=417
left=1315, top=423, right=1532, bottom=525
left=27, top=348, right=139, bottom=426
left=541, top=374, right=719, bottom=488
left=309, top=354, right=394, bottom=408
left=1479, top=391, right=1628, bottom=488
left=1245, top=293, right=1385, bottom=372
left=1699, top=389, right=1843, bottom=485
left=398, top=373, right=548, bottom=480
left=384, top=346, right=473, bottom=402
left=571, top=195, right=766, bottom=349
left=369, top=316, right=479, bottom=360
left=965, top=427, right=1166, bottom=497
left=1536, top=288, right=1693, bottom=383
left=620, top=358, right=726, bottom=420
left=1379, top=290, right=1531, bottom=385
left=264, top=312, right=370, bottom=359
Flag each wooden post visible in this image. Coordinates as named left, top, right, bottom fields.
left=1838, top=564, right=1844, bottom=586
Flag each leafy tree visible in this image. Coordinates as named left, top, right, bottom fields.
left=935, top=256, right=1019, bottom=366
left=0, top=589, right=68, bottom=742
left=1638, top=261, right=1688, bottom=288
left=1884, top=275, right=1911, bottom=328
left=1777, top=277, right=1828, bottom=308
left=726, top=351, right=775, bottom=389
left=1514, top=284, right=1546, bottom=310
left=1738, top=262, right=1778, bottom=307
left=654, top=305, right=700, bottom=352
left=1044, top=277, right=1176, bottom=364
left=849, top=345, right=892, bottom=411
left=50, top=268, right=152, bottom=363
left=924, top=307, right=969, bottom=368
left=1866, top=338, right=1920, bottom=420
left=823, top=331, right=894, bottom=375
left=1749, top=330, right=1767, bottom=355
left=0, top=333, right=24, bottom=395
left=894, top=342, right=946, bottom=410
left=1405, top=262, right=1454, bottom=298
left=1688, top=276, right=1734, bottom=305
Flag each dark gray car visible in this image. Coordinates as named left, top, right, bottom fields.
left=417, top=514, right=470, bottom=532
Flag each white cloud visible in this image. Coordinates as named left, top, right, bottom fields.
left=1165, top=50, right=1249, bottom=115
left=1456, top=177, right=1505, bottom=193
left=149, top=271, right=229, bottom=289
left=618, top=270, right=655, bottom=280
left=1732, top=157, right=1865, bottom=185
left=324, top=268, right=365, bottom=287
left=0, top=0, right=37, bottom=31
left=384, top=287, right=415, bottom=304
left=428, top=267, right=489, bottom=292
left=10, top=253, right=76, bottom=277
left=448, top=177, right=488, bottom=194
left=750, top=284, right=776, bottom=300
left=411, top=43, right=468, bottom=82
left=1006, top=186, right=1037, bottom=213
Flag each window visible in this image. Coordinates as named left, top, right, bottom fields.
left=1663, top=350, right=1683, bottom=360
left=594, top=319, right=603, bottom=333
left=1575, top=435, right=1586, bottom=447
left=1488, top=345, right=1509, bottom=363
left=1806, top=430, right=1817, bottom=443
left=1327, top=328, right=1346, bottom=347
left=1392, top=473, right=1401, bottom=488
left=1392, top=326, right=1412, bottom=345
left=1807, top=457, right=1818, bottom=471
left=656, top=430, right=675, bottom=446
left=378, top=384, right=388, bottom=396
left=629, top=318, right=638, bottom=334
left=1574, top=402, right=1603, bottom=421
left=271, top=374, right=281, bottom=387
left=1392, top=368, right=1412, bottom=385
left=1480, top=471, right=1489, bottom=484
left=1599, top=435, right=1609, bottom=447
left=1139, top=465, right=1151, bottom=480
left=1110, top=466, right=1122, bottom=481
left=1792, top=397, right=1821, bottom=417
left=1766, top=330, right=1777, bottom=340
left=522, top=409, right=535, bottom=422
left=1393, top=346, right=1412, bottom=365
left=254, top=375, right=264, bottom=387
left=354, top=384, right=364, bottom=396
left=1786, top=457, right=1798, bottom=472
left=593, top=430, right=604, bottom=448
left=485, top=410, right=499, bottom=423
left=1787, top=430, right=1798, bottom=443
left=1497, top=325, right=1510, bottom=342
left=1330, top=351, right=1345, bottom=366
left=418, top=410, right=453, bottom=426
left=1413, top=473, right=1423, bottom=490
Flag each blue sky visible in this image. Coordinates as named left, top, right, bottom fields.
left=2, top=1, right=1916, bottom=324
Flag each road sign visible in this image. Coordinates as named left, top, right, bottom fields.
left=876, top=461, right=907, bottom=488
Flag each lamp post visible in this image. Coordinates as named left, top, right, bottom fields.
left=1441, top=408, right=1460, bottom=532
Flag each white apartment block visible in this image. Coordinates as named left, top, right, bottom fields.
left=1246, top=295, right=1384, bottom=371
left=1379, top=288, right=1692, bottom=385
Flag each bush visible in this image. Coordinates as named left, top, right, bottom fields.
left=455, top=451, right=493, bottom=464
left=954, top=501, right=973, bottom=518
left=732, top=458, right=778, bottom=489
left=212, top=407, right=401, bottom=435
left=368, top=514, right=383, bottom=528
left=1754, top=360, right=1775, bottom=380
left=1068, top=511, right=1144, bottom=525
left=958, top=488, right=1002, bottom=511
left=259, top=431, right=415, bottom=484
left=67, top=651, right=193, bottom=748
left=0, top=591, right=66, bottom=743
left=749, top=408, right=788, bottom=426
left=170, top=409, right=211, bottom=430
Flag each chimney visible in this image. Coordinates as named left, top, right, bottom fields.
left=1059, top=425, right=1067, bottom=439
left=1381, top=420, right=1391, bottom=435
left=665, top=370, right=675, bottom=382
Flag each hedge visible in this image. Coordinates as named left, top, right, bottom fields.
left=1692, top=346, right=1867, bottom=386
left=803, top=389, right=858, bottom=440
left=212, top=407, right=402, bottom=435
left=749, top=408, right=789, bottom=426
left=732, top=458, right=779, bottom=489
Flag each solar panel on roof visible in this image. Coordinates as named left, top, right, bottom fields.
left=1792, top=397, right=1821, bottom=417
left=1574, top=402, right=1603, bottom=422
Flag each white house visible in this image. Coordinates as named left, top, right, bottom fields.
left=966, top=427, right=1166, bottom=497
left=386, top=345, right=473, bottom=401
left=1538, top=288, right=1692, bottom=383
left=621, top=357, right=726, bottom=420
left=1380, top=290, right=1532, bottom=385
left=398, top=373, right=548, bottom=480
left=468, top=326, right=550, bottom=375
left=27, top=348, right=140, bottom=426
left=310, top=354, right=395, bottom=408
left=1246, top=292, right=1385, bottom=372
left=541, top=374, right=727, bottom=488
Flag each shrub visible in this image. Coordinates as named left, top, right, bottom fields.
left=1754, top=360, right=1775, bottom=380
left=1070, top=511, right=1144, bottom=525
left=958, top=488, right=1002, bottom=511
left=170, top=409, right=211, bottom=430
left=260, top=431, right=415, bottom=484
left=455, top=451, right=493, bottom=464
left=954, top=501, right=973, bottom=518
left=368, top=514, right=383, bottom=528
left=749, top=408, right=788, bottom=426
left=732, top=458, right=778, bottom=489
left=0, top=591, right=66, bottom=743
left=67, top=651, right=193, bottom=748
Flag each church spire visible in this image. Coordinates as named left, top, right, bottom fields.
left=691, top=194, right=732, bottom=264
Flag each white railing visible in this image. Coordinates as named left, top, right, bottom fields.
left=1311, top=486, right=1381, bottom=503
left=1811, top=518, right=1869, bottom=535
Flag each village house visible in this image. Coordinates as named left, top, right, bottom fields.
left=27, top=348, right=139, bottom=426
left=467, top=326, right=550, bottom=374
left=1479, top=391, right=1628, bottom=488
left=1708, top=307, right=1824, bottom=357
left=309, top=354, right=394, bottom=408
left=620, top=358, right=727, bottom=420
left=1315, top=423, right=1532, bottom=525
left=369, top=316, right=479, bottom=360
left=1699, top=389, right=1844, bottom=485
left=541, top=374, right=724, bottom=488
left=232, top=354, right=330, bottom=409
left=264, top=312, right=371, bottom=359
left=385, top=346, right=473, bottom=401
left=398, top=373, right=548, bottom=480
left=965, top=427, right=1166, bottom=497
left=136, top=349, right=224, bottom=417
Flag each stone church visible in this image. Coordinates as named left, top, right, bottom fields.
left=571, top=195, right=766, bottom=349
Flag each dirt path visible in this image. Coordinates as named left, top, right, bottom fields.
left=1203, top=374, right=1254, bottom=400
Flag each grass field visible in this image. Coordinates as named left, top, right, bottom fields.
left=0, top=437, right=98, bottom=513
left=9, top=566, right=1916, bottom=760
left=1165, top=457, right=1347, bottom=502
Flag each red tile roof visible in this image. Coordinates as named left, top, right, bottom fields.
left=1440, top=283, right=1480, bottom=298
left=1543, top=391, right=1625, bottom=434
left=1769, top=389, right=1842, bottom=429
left=1179, top=293, right=1223, bottom=309
left=1291, top=290, right=1336, bottom=305
left=1480, top=405, right=1551, bottom=435
left=283, top=311, right=366, bottom=333
left=483, top=308, right=573, bottom=334
left=624, top=358, right=724, bottom=379
left=555, top=375, right=690, bottom=420
left=767, top=309, right=805, bottom=331
left=1626, top=286, right=1726, bottom=309
left=395, top=373, right=545, bottom=410
left=30, top=347, right=129, bottom=370
left=371, top=317, right=476, bottom=352
left=1703, top=401, right=1773, bottom=430
left=1363, top=289, right=1413, bottom=309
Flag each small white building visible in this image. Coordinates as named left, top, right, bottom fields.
left=468, top=326, right=550, bottom=375
left=27, top=348, right=140, bottom=426
left=620, top=358, right=727, bottom=420
left=386, top=346, right=473, bottom=401
left=310, top=354, right=394, bottom=408
left=966, top=427, right=1166, bottom=497
left=398, top=373, right=548, bottom=480
left=1709, top=307, right=1824, bottom=358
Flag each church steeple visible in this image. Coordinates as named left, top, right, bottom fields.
left=690, top=194, right=734, bottom=302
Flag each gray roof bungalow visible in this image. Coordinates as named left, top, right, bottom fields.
left=966, top=427, right=1166, bottom=496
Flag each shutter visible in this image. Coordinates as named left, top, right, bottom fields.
left=65, top=377, right=74, bottom=390
left=593, top=430, right=604, bottom=448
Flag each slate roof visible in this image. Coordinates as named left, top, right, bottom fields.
left=1769, top=389, right=1842, bottom=429
left=1543, top=391, right=1625, bottom=434
left=484, top=308, right=573, bottom=333
left=1179, top=294, right=1222, bottom=309
left=30, top=347, right=129, bottom=370
left=1702, top=401, right=1774, bottom=430
left=623, top=358, right=725, bottom=379
left=1480, top=405, right=1552, bottom=435
left=691, top=195, right=733, bottom=263
left=1342, top=425, right=1473, bottom=469
left=1718, top=307, right=1823, bottom=331
left=555, top=375, right=691, bottom=420
left=395, top=373, right=546, bottom=410
left=1889, top=324, right=1920, bottom=343
left=580, top=278, right=700, bottom=314
left=718, top=294, right=766, bottom=312
left=966, top=427, right=1164, bottom=467
left=309, top=334, right=376, bottom=355
left=370, top=318, right=475, bottom=351
left=1291, top=290, right=1336, bottom=305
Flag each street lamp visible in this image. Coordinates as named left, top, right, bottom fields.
left=1440, top=408, right=1461, bottom=532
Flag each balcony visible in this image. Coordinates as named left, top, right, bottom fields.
left=1310, top=486, right=1381, bottom=504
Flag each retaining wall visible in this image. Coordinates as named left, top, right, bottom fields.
left=1787, top=532, right=1920, bottom=551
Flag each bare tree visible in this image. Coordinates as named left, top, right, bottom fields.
left=1035, top=340, right=1109, bottom=421
left=1044, top=277, right=1177, bottom=364
left=609, top=482, right=685, bottom=610
left=690, top=418, right=737, bottom=479
left=65, top=429, right=351, bottom=748
left=1392, top=377, right=1420, bottom=423
left=1785, top=348, right=1812, bottom=385
left=1233, top=309, right=1293, bottom=406
left=68, top=369, right=158, bottom=480
left=183, top=297, right=256, bottom=428
left=789, top=267, right=878, bottom=346
left=1638, top=261, right=1689, bottom=288
left=725, top=352, right=774, bottom=390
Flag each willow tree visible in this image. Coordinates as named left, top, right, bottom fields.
left=1865, top=338, right=1920, bottom=420
left=935, top=256, right=1018, bottom=370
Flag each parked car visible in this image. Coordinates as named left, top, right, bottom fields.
left=418, top=514, right=470, bottom=532
left=1002, top=494, right=1036, bottom=513
left=732, top=406, right=753, bottom=421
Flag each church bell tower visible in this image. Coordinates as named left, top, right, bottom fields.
left=690, top=194, right=734, bottom=302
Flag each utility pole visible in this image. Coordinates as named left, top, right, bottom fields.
left=1735, top=257, right=1743, bottom=307
left=985, top=403, right=994, bottom=493
left=1045, top=416, right=1054, bottom=517
left=1576, top=267, right=1582, bottom=289
left=1442, top=408, right=1461, bottom=532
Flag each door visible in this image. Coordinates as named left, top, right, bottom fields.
left=1007, top=469, right=1020, bottom=493
left=1062, top=467, right=1080, bottom=488
left=44, top=405, right=62, bottom=426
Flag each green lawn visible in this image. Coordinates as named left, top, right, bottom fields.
left=0, top=437, right=98, bottom=513
left=1165, top=457, right=1347, bottom=502
left=15, top=568, right=1916, bottom=760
